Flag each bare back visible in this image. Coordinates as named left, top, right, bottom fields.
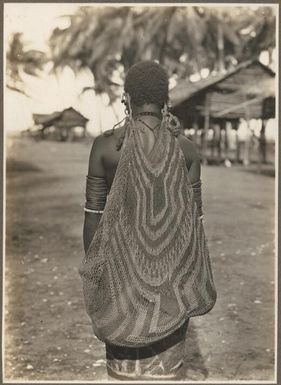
left=88, top=126, right=201, bottom=189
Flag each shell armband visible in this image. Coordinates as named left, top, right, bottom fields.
left=84, top=176, right=108, bottom=214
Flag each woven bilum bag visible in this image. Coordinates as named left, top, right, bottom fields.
left=79, top=120, right=217, bottom=347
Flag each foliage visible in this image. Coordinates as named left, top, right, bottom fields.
left=19, top=6, right=276, bottom=102
left=6, top=32, right=47, bottom=96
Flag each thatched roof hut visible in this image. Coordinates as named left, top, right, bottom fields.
left=33, top=107, right=88, bottom=129
left=32, top=107, right=89, bottom=141
left=170, top=60, right=275, bottom=127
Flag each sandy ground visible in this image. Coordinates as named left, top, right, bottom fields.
left=4, top=136, right=276, bottom=382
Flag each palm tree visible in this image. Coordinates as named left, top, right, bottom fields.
left=6, top=32, right=46, bottom=97
left=48, top=5, right=275, bottom=102
left=49, top=6, right=213, bottom=102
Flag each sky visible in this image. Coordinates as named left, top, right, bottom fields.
left=4, top=3, right=277, bottom=140
left=4, top=3, right=125, bottom=135
left=4, top=3, right=80, bottom=51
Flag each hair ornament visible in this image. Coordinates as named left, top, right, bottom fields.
left=161, top=102, right=181, bottom=137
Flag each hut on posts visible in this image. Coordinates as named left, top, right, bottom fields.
left=170, top=59, right=275, bottom=165
left=32, top=107, right=88, bottom=141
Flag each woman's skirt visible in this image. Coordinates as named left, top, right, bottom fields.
left=106, top=319, right=189, bottom=381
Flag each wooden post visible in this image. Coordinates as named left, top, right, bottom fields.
left=211, top=126, right=215, bottom=160
left=260, top=119, right=267, bottom=164
left=224, top=121, right=230, bottom=161
left=257, top=119, right=267, bottom=173
left=213, top=123, right=221, bottom=164
left=243, top=104, right=251, bottom=167
left=235, top=129, right=240, bottom=164
left=243, top=121, right=251, bottom=166
left=40, top=126, right=45, bottom=140
left=217, top=123, right=222, bottom=165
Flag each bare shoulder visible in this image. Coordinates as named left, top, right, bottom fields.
left=177, top=133, right=200, bottom=163
left=90, top=127, right=123, bottom=153
left=88, top=126, right=126, bottom=175
left=88, top=130, right=116, bottom=176
left=92, top=132, right=107, bottom=147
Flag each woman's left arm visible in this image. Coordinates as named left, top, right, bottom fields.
left=83, top=135, right=107, bottom=253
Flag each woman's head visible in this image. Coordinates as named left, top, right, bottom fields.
left=124, top=61, right=169, bottom=109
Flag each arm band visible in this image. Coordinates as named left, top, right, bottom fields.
left=191, top=180, right=204, bottom=219
left=84, top=176, right=108, bottom=214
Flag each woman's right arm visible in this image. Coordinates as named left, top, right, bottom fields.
left=178, top=135, right=201, bottom=183
left=178, top=135, right=204, bottom=219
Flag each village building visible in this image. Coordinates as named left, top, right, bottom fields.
left=32, top=107, right=89, bottom=141
left=170, top=59, right=275, bottom=166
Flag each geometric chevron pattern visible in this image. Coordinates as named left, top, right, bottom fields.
left=79, top=121, right=217, bottom=348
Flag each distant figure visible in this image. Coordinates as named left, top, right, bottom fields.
left=80, top=61, right=216, bottom=381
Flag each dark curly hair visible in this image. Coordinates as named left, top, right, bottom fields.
left=124, top=61, right=169, bottom=108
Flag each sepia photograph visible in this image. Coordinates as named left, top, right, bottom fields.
left=3, top=2, right=278, bottom=383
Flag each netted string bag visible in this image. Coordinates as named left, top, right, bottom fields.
left=79, top=117, right=217, bottom=348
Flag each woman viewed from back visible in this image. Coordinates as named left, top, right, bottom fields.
left=80, top=61, right=216, bottom=381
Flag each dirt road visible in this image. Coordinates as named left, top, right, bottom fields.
left=4, top=137, right=275, bottom=381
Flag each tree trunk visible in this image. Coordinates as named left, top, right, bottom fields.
left=217, top=23, right=225, bottom=74
left=195, top=55, right=203, bottom=80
